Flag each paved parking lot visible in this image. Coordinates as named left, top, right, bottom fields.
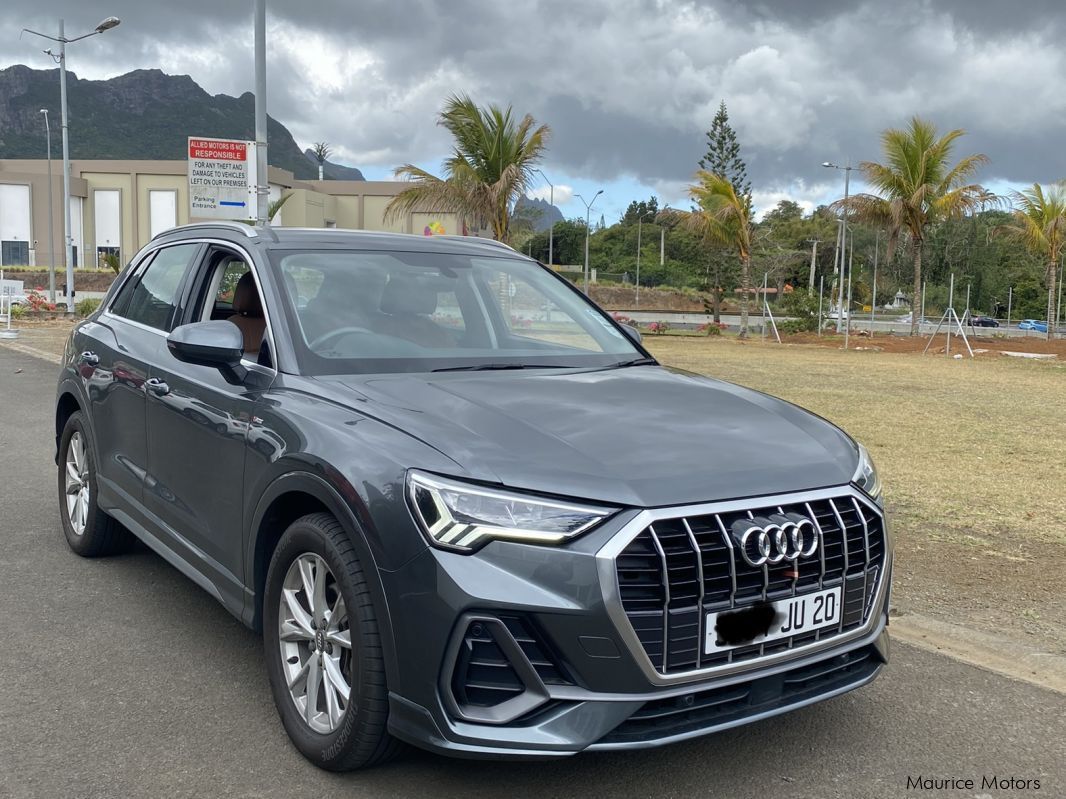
left=0, top=346, right=1063, bottom=799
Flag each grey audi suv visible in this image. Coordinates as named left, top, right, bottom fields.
left=54, top=223, right=891, bottom=770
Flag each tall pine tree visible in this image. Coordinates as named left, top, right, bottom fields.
left=699, top=101, right=752, bottom=211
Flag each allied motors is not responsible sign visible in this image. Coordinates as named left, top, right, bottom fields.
left=188, top=137, right=258, bottom=220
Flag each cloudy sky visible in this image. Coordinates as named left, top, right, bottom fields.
left=3, top=0, right=1063, bottom=221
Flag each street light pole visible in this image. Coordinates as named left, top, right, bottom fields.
left=22, top=16, right=121, bottom=311
left=41, top=109, right=56, bottom=303
left=823, top=161, right=853, bottom=333
left=635, top=210, right=652, bottom=306
left=575, top=190, right=603, bottom=294
left=535, top=169, right=553, bottom=267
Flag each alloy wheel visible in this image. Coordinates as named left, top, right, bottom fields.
left=278, top=553, right=353, bottom=733
left=64, top=432, right=90, bottom=536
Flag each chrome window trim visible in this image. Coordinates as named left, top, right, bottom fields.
left=102, top=237, right=279, bottom=375
left=594, top=484, right=891, bottom=687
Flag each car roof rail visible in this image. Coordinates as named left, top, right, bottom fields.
left=433, top=234, right=517, bottom=253
left=152, top=222, right=260, bottom=241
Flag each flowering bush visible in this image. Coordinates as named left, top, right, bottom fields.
left=25, top=288, right=57, bottom=312
left=509, top=315, right=533, bottom=329
left=697, top=322, right=726, bottom=336
left=611, top=312, right=632, bottom=325
left=646, top=321, right=671, bottom=335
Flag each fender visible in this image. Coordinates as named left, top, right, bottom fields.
left=55, top=376, right=90, bottom=445
left=244, top=470, right=400, bottom=692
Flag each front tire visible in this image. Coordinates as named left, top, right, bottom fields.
left=263, top=513, right=400, bottom=770
left=57, top=411, right=131, bottom=557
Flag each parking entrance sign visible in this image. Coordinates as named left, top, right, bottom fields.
left=188, top=137, right=258, bottom=221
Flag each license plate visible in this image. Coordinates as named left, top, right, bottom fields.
left=704, top=586, right=843, bottom=655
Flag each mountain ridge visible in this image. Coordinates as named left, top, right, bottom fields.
left=0, top=65, right=363, bottom=181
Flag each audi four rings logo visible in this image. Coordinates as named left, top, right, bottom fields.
left=730, top=513, right=820, bottom=567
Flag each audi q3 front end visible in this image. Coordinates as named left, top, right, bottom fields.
left=55, top=224, right=890, bottom=770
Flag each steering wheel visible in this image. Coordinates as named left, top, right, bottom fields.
left=309, top=326, right=374, bottom=351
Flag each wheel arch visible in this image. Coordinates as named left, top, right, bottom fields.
left=55, top=384, right=85, bottom=462
left=245, top=471, right=400, bottom=686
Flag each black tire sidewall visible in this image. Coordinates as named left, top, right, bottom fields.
left=57, top=412, right=106, bottom=555
left=263, top=517, right=386, bottom=770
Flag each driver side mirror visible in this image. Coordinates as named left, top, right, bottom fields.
left=167, top=321, right=247, bottom=383
left=621, top=323, right=642, bottom=345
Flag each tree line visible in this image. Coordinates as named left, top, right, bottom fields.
left=385, top=96, right=1062, bottom=341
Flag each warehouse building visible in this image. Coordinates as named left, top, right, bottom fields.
left=0, top=159, right=463, bottom=270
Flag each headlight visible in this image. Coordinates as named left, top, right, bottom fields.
left=406, top=470, right=616, bottom=552
left=853, top=443, right=883, bottom=504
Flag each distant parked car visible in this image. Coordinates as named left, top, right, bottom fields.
left=1018, top=319, right=1048, bottom=332
left=970, top=316, right=999, bottom=328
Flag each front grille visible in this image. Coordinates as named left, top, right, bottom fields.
left=598, top=644, right=882, bottom=745
left=615, top=494, right=886, bottom=675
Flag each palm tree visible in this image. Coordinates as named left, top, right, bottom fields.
left=312, top=141, right=331, bottom=180
left=237, top=191, right=293, bottom=226
left=386, top=94, right=550, bottom=243
left=665, top=170, right=754, bottom=337
left=997, top=183, right=1066, bottom=341
left=839, top=117, right=990, bottom=335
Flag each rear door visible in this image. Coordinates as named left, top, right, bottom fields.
left=82, top=242, right=203, bottom=515
left=143, top=242, right=275, bottom=611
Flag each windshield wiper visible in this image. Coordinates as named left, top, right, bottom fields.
left=432, top=363, right=574, bottom=373
left=610, top=357, right=658, bottom=368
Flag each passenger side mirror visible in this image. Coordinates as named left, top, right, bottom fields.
left=167, top=321, right=247, bottom=383
left=621, top=323, right=642, bottom=345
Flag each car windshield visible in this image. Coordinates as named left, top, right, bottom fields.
left=269, top=248, right=642, bottom=375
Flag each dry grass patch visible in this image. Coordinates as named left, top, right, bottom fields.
left=644, top=336, right=1065, bottom=549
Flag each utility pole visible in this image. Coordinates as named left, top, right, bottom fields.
left=254, top=0, right=269, bottom=226
left=870, top=231, right=879, bottom=336
left=535, top=169, right=554, bottom=266
left=41, top=109, right=55, bottom=303
left=806, top=239, right=819, bottom=293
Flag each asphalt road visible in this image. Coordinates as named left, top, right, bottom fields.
left=0, top=347, right=1062, bottom=799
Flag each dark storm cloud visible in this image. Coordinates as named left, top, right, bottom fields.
left=2, top=0, right=1064, bottom=194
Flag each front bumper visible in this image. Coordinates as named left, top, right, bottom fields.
left=380, top=489, right=892, bottom=759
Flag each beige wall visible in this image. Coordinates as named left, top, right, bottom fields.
left=137, top=174, right=188, bottom=241
left=1, top=159, right=473, bottom=268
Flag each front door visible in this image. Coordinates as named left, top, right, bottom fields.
left=144, top=244, right=275, bottom=612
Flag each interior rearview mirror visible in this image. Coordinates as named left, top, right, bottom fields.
left=621, top=323, right=642, bottom=345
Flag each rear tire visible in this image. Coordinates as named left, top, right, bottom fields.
left=57, top=411, right=132, bottom=557
left=263, top=512, right=401, bottom=771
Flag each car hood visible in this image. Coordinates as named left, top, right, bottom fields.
left=314, top=366, right=858, bottom=508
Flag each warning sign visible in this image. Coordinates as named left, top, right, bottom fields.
left=187, top=137, right=257, bottom=220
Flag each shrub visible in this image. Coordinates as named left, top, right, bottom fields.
left=646, top=321, right=671, bottom=334
left=75, top=298, right=102, bottom=317
left=697, top=322, right=726, bottom=336
left=25, top=289, right=57, bottom=313
left=777, top=290, right=821, bottom=333
left=102, top=252, right=122, bottom=274
left=9, top=303, right=25, bottom=320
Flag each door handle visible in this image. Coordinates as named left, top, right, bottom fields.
left=145, top=377, right=170, bottom=396
left=79, top=351, right=99, bottom=366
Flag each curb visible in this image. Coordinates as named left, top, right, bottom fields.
left=0, top=340, right=62, bottom=365
left=891, top=612, right=1066, bottom=695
